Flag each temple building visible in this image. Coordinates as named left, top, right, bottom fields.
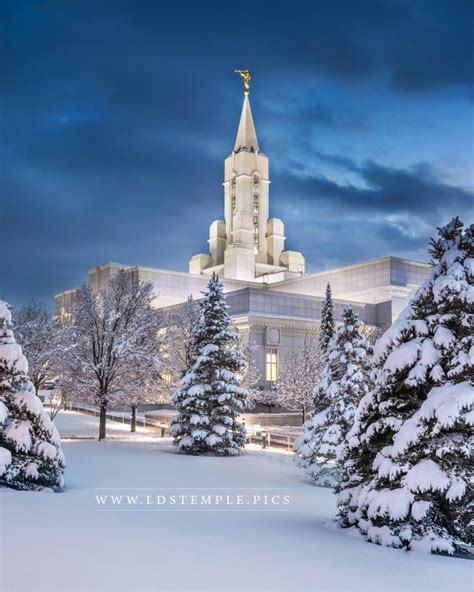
left=189, top=89, right=305, bottom=283
left=55, top=72, right=431, bottom=386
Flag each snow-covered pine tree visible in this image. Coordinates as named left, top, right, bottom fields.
left=337, top=218, right=473, bottom=555
left=295, top=306, right=372, bottom=486
left=319, top=283, right=335, bottom=353
left=170, top=274, right=247, bottom=455
left=0, top=300, right=64, bottom=490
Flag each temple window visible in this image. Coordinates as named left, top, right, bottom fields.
left=266, top=348, right=278, bottom=383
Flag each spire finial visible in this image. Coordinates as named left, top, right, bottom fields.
left=235, top=69, right=251, bottom=95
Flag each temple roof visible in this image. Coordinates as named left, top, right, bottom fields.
left=234, top=95, right=259, bottom=153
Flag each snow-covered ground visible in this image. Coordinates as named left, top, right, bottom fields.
left=55, top=410, right=155, bottom=439
left=0, top=412, right=471, bottom=592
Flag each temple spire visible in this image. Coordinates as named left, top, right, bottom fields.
left=234, top=94, right=259, bottom=153
left=234, top=69, right=259, bottom=153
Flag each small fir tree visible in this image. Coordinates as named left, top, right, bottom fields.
left=170, top=275, right=247, bottom=455
left=337, top=218, right=473, bottom=555
left=319, top=283, right=335, bottom=354
left=295, top=307, right=372, bottom=486
left=0, top=301, right=64, bottom=490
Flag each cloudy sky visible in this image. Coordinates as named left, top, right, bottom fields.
left=2, top=0, right=473, bottom=306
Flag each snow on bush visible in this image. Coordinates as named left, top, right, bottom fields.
left=295, top=306, right=373, bottom=486
left=171, top=274, right=247, bottom=455
left=337, top=218, right=473, bottom=555
left=0, top=300, right=65, bottom=490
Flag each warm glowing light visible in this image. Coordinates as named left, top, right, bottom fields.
left=266, top=348, right=278, bottom=383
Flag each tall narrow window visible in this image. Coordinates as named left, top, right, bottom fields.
left=231, top=176, right=237, bottom=216
left=162, top=372, right=173, bottom=384
left=253, top=175, right=259, bottom=252
left=266, top=348, right=278, bottom=383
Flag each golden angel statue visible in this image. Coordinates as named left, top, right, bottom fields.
left=235, top=69, right=251, bottom=95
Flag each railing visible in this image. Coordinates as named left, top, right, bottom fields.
left=62, top=402, right=297, bottom=450
left=63, top=401, right=170, bottom=435
left=246, top=430, right=296, bottom=451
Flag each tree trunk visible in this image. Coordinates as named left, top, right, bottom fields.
left=130, top=406, right=137, bottom=432
left=34, top=378, right=41, bottom=395
left=98, top=402, right=107, bottom=441
left=302, top=405, right=306, bottom=424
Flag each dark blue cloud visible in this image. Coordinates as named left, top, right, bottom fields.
left=1, top=0, right=473, bottom=306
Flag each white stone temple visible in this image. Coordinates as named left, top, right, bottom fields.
left=189, top=91, right=305, bottom=283
left=56, top=72, right=431, bottom=385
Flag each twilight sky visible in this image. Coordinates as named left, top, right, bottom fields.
left=2, top=0, right=473, bottom=307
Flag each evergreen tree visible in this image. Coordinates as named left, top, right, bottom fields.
left=295, top=306, right=372, bottom=486
left=319, top=283, right=335, bottom=353
left=337, top=218, right=473, bottom=555
left=170, top=275, right=247, bottom=455
left=0, top=300, right=64, bottom=490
